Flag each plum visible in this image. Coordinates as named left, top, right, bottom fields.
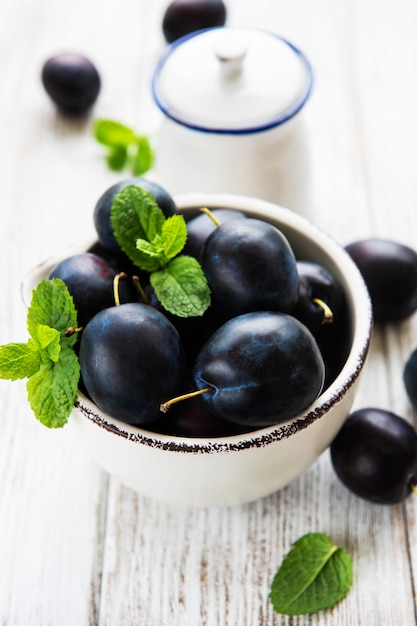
left=41, top=53, right=100, bottom=114
left=162, top=0, right=227, bottom=44
left=331, top=408, right=417, bottom=504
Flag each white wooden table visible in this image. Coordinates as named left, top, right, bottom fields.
left=1, top=0, right=417, bottom=624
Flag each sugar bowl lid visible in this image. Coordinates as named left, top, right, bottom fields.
left=152, top=27, right=313, bottom=134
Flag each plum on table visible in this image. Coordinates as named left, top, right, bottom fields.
left=403, top=348, right=417, bottom=412
left=41, top=53, right=101, bottom=115
left=345, top=238, right=417, bottom=323
left=330, top=407, right=417, bottom=504
left=162, top=0, right=227, bottom=43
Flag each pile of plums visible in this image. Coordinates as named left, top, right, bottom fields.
left=47, top=178, right=417, bottom=506
left=47, top=178, right=349, bottom=438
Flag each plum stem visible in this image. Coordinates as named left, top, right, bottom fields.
left=160, top=386, right=215, bottom=413
left=200, top=207, right=222, bottom=227
left=113, top=272, right=128, bottom=306
left=313, top=297, right=334, bottom=324
left=132, top=275, right=150, bottom=305
left=64, top=326, right=83, bottom=337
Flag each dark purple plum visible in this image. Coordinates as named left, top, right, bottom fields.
left=79, top=303, right=186, bottom=425
left=162, top=0, right=227, bottom=43
left=201, top=218, right=299, bottom=321
left=183, top=208, right=247, bottom=259
left=150, top=394, right=250, bottom=438
left=87, top=240, right=140, bottom=277
left=192, top=311, right=325, bottom=427
left=315, top=301, right=351, bottom=390
left=47, top=252, right=138, bottom=327
left=93, top=178, right=177, bottom=254
left=166, top=306, right=223, bottom=366
left=291, top=260, right=344, bottom=335
left=330, top=407, right=417, bottom=504
left=41, top=53, right=101, bottom=114
left=404, top=348, right=417, bottom=412
left=345, top=238, right=417, bottom=323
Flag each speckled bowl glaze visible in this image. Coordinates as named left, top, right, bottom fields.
left=22, top=193, right=372, bottom=507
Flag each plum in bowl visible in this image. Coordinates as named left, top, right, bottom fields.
left=22, top=193, right=372, bottom=507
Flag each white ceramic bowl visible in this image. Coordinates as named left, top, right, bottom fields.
left=22, top=193, right=372, bottom=507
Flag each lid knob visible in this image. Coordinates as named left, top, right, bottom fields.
left=214, top=35, right=247, bottom=80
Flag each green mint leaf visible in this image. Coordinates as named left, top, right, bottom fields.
left=27, top=278, right=78, bottom=347
left=160, top=214, right=188, bottom=262
left=136, top=237, right=164, bottom=260
left=134, top=189, right=166, bottom=242
left=111, top=186, right=208, bottom=317
left=150, top=255, right=211, bottom=317
left=132, top=135, right=154, bottom=176
left=136, top=215, right=187, bottom=266
left=0, top=279, right=81, bottom=427
left=26, top=345, right=80, bottom=428
left=111, top=185, right=165, bottom=272
left=0, top=343, right=41, bottom=380
left=34, top=324, right=61, bottom=362
left=270, top=532, right=353, bottom=616
left=93, top=119, right=154, bottom=177
left=93, top=119, right=136, bottom=148
left=106, top=145, right=128, bottom=171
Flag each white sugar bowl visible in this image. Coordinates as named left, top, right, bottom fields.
left=152, top=27, right=313, bottom=215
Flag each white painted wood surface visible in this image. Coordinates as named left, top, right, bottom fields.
left=1, top=0, right=417, bottom=624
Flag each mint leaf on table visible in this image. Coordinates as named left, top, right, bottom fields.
left=93, top=119, right=136, bottom=148
left=93, top=118, right=154, bottom=176
left=270, top=532, right=353, bottom=616
left=132, top=135, right=154, bottom=176
left=106, top=145, right=128, bottom=171
left=0, top=278, right=81, bottom=428
left=111, top=185, right=211, bottom=317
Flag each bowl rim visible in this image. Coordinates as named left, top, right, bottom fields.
left=22, top=192, right=373, bottom=454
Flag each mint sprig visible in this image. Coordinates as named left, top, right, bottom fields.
left=151, top=256, right=211, bottom=317
left=0, top=279, right=80, bottom=428
left=111, top=185, right=211, bottom=317
left=0, top=343, right=41, bottom=380
left=93, top=118, right=154, bottom=176
left=270, top=532, right=353, bottom=615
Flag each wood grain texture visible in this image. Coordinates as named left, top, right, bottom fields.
left=1, top=0, right=417, bottom=624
